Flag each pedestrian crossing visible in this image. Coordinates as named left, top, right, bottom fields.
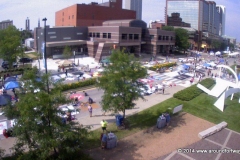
left=149, top=72, right=193, bottom=87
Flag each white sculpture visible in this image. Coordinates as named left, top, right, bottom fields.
left=197, top=65, right=240, bottom=112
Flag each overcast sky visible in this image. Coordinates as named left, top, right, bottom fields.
left=0, top=0, right=239, bottom=42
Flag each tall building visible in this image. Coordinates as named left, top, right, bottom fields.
left=55, top=0, right=136, bottom=27
left=166, top=0, right=222, bottom=36
left=0, top=20, right=13, bottom=30
left=216, top=5, right=226, bottom=36
left=26, top=17, right=30, bottom=31
left=125, top=0, right=142, bottom=20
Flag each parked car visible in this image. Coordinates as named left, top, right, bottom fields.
left=19, top=57, right=33, bottom=63
left=1, top=61, right=18, bottom=69
left=59, top=73, right=76, bottom=81
left=51, top=75, right=63, bottom=83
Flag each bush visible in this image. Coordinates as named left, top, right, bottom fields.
left=149, top=62, right=177, bottom=71
left=173, top=78, right=215, bottom=101
left=58, top=78, right=97, bottom=92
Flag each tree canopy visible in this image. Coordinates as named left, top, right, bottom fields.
left=174, top=28, right=189, bottom=52
left=3, top=69, right=89, bottom=159
left=63, top=46, right=72, bottom=59
left=162, top=26, right=189, bottom=52
left=0, top=26, right=22, bottom=65
left=96, top=49, right=147, bottom=118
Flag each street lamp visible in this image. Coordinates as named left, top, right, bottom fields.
left=73, top=51, right=76, bottom=65
left=42, top=17, right=49, bottom=93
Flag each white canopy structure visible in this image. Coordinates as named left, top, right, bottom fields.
left=197, top=65, right=240, bottom=112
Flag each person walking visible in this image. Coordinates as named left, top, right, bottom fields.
left=100, top=119, right=108, bottom=132
left=162, top=85, right=165, bottom=95
left=65, top=69, right=68, bottom=76
left=88, top=104, right=93, bottom=117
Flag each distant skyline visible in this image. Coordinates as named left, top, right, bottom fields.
left=0, top=0, right=239, bottom=42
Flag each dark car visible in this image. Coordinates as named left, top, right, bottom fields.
left=1, top=61, right=18, bottom=69
left=19, top=58, right=33, bottom=63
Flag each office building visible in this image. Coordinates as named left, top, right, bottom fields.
left=35, top=19, right=175, bottom=61
left=55, top=0, right=136, bottom=27
left=216, top=5, right=226, bottom=36
left=125, top=0, right=142, bottom=20
left=26, top=17, right=30, bottom=31
left=166, top=0, right=222, bottom=36
left=0, top=20, right=13, bottom=30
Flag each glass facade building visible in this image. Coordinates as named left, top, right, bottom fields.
left=166, top=0, right=221, bottom=36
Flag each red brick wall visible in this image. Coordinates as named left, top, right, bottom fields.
left=55, top=3, right=135, bottom=27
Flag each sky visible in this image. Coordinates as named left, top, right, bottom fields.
left=0, top=0, right=239, bottom=42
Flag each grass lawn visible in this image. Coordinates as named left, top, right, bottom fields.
left=86, top=92, right=240, bottom=149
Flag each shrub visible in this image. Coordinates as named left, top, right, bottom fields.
left=59, top=78, right=97, bottom=92
left=149, top=62, right=177, bottom=71
left=173, top=78, right=215, bottom=101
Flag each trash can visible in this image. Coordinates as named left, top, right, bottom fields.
left=115, top=114, right=123, bottom=127
left=157, top=114, right=166, bottom=129
left=164, top=113, right=171, bottom=126
left=107, top=132, right=117, bottom=149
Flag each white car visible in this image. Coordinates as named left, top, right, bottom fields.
left=78, top=74, right=92, bottom=80
left=59, top=73, right=76, bottom=81
left=140, top=85, right=156, bottom=95
left=215, top=51, right=221, bottom=56
left=51, top=75, right=63, bottom=83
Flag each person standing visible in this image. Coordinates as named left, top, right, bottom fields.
left=88, top=104, right=93, bottom=117
left=162, top=85, right=165, bottom=95
left=65, top=69, right=68, bottom=76
left=100, top=119, right=108, bottom=132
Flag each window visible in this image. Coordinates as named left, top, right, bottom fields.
left=108, top=33, right=111, bottom=39
left=96, top=33, right=100, bottom=38
left=62, top=12, right=64, bottom=16
left=150, top=35, right=154, bottom=39
left=171, top=36, right=173, bottom=40
left=129, top=34, right=133, bottom=40
left=93, top=33, right=95, bottom=37
left=69, top=16, right=70, bottom=19
left=134, top=34, right=139, bottom=40
left=92, top=15, right=95, bottom=19
left=72, top=15, right=74, bottom=19
left=166, top=36, right=169, bottom=40
left=158, top=35, right=162, bottom=40
left=62, top=18, right=64, bottom=22
left=163, top=36, right=165, bottom=40
left=89, top=32, right=92, bottom=37
left=103, top=33, right=107, bottom=38
left=122, top=34, right=127, bottom=40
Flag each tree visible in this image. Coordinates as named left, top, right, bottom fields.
left=162, top=26, right=174, bottom=31
left=3, top=68, right=89, bottom=159
left=96, top=49, right=147, bottom=118
left=63, top=46, right=72, bottom=59
left=174, top=28, right=189, bottom=53
left=0, top=26, right=21, bottom=67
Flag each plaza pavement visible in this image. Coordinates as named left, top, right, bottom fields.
left=0, top=52, right=217, bottom=157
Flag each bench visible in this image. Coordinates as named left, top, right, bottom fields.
left=198, top=121, right=227, bottom=139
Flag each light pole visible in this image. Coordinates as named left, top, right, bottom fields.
left=42, top=17, right=49, bottom=93
left=73, top=51, right=76, bottom=65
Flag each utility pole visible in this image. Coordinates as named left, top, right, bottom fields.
left=42, top=17, right=49, bottom=93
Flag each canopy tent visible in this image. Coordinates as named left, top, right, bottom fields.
left=4, top=77, right=17, bottom=84
left=56, top=60, right=73, bottom=66
left=4, top=81, right=20, bottom=90
left=203, top=63, right=211, bottom=67
left=182, top=64, right=190, bottom=70
left=0, top=94, right=12, bottom=106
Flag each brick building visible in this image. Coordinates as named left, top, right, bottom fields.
left=55, top=0, right=136, bottom=27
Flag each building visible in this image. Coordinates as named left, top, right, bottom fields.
left=35, top=19, right=175, bottom=62
left=216, top=5, right=226, bottom=36
left=0, top=20, right=13, bottom=30
left=150, top=20, right=166, bottom=29
left=55, top=0, right=136, bottom=27
left=125, top=0, right=142, bottom=20
left=26, top=17, right=30, bottom=31
left=167, top=13, right=191, bottom=27
left=166, top=0, right=222, bottom=36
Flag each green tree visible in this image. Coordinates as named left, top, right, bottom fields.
left=0, top=26, right=21, bottom=66
left=96, top=49, right=147, bottom=118
left=3, top=68, right=89, bottom=159
left=211, top=39, right=221, bottom=51
left=162, top=26, right=174, bottom=31
left=174, top=28, right=189, bottom=53
left=63, top=46, right=72, bottom=59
